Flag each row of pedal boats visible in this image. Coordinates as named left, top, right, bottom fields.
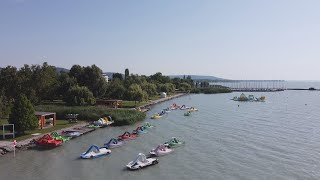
left=151, top=103, right=198, bottom=119
left=80, top=121, right=154, bottom=158
left=34, top=118, right=115, bottom=148
left=81, top=137, right=185, bottom=170
left=79, top=122, right=185, bottom=170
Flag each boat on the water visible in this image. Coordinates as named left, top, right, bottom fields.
left=179, top=105, right=191, bottom=110
left=150, top=144, right=174, bottom=156
left=61, top=130, right=82, bottom=138
left=164, top=137, right=185, bottom=148
left=132, top=126, right=147, bottom=135
left=117, top=131, right=137, bottom=140
left=151, top=113, right=162, bottom=119
left=80, top=145, right=111, bottom=159
left=104, top=138, right=125, bottom=149
left=188, top=107, right=198, bottom=112
left=126, top=153, right=159, bottom=170
left=50, top=131, right=71, bottom=142
left=35, top=134, right=63, bottom=148
left=184, top=111, right=191, bottom=116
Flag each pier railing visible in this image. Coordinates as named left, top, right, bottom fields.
left=209, top=80, right=286, bottom=92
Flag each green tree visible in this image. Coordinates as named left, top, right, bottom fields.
left=105, top=79, right=126, bottom=99
left=64, top=86, right=96, bottom=106
left=69, top=65, right=107, bottom=98
left=69, top=65, right=84, bottom=82
left=0, top=89, right=12, bottom=118
left=141, top=82, right=157, bottom=97
left=127, top=84, right=148, bottom=104
left=17, top=65, right=38, bottom=103
left=30, top=62, right=58, bottom=102
left=158, top=83, right=175, bottom=94
left=149, top=72, right=171, bottom=84
left=125, top=68, right=129, bottom=79
left=82, top=65, right=107, bottom=98
left=112, top=73, right=123, bottom=81
left=8, top=95, right=38, bottom=134
left=0, top=66, right=19, bottom=99
left=179, top=82, right=192, bottom=92
left=56, top=73, right=77, bottom=98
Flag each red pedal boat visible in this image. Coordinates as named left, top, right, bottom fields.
left=35, top=134, right=63, bottom=147
left=117, top=131, right=137, bottom=140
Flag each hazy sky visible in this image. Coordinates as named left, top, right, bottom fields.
left=1, top=0, right=320, bottom=80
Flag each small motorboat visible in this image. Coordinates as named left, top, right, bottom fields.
left=150, top=144, right=174, bottom=156
left=143, top=122, right=154, bottom=129
left=126, top=153, right=159, bottom=170
left=117, top=131, right=137, bottom=140
left=104, top=138, right=125, bottom=149
left=80, top=145, right=111, bottom=159
left=61, top=130, right=82, bottom=138
left=164, top=137, right=185, bottom=148
left=35, top=134, right=63, bottom=148
left=151, top=113, right=162, bottom=119
left=132, top=126, right=147, bottom=135
left=50, top=132, right=71, bottom=142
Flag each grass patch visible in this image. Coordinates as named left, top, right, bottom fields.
left=35, top=105, right=146, bottom=126
left=121, top=95, right=162, bottom=108
left=0, top=120, right=78, bottom=141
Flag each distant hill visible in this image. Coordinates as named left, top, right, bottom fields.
left=53, top=68, right=223, bottom=81
left=168, top=75, right=225, bottom=81
left=55, top=67, right=69, bottom=74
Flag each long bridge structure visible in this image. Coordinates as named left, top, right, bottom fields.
left=209, top=80, right=286, bottom=92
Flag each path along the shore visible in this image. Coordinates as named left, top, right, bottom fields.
left=0, top=93, right=187, bottom=156
left=135, top=93, right=187, bottom=111
left=0, top=122, right=91, bottom=156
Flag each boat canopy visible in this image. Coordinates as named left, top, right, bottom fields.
left=83, top=145, right=100, bottom=155
left=132, top=153, right=147, bottom=165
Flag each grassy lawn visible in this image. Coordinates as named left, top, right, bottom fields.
left=122, top=95, right=161, bottom=108
left=0, top=120, right=82, bottom=141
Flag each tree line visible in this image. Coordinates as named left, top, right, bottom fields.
left=0, top=62, right=196, bottom=116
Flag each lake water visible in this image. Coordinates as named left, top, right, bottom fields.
left=1, top=89, right=320, bottom=180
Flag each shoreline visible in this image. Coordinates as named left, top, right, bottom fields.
left=0, top=93, right=187, bottom=157
left=135, top=93, right=187, bottom=111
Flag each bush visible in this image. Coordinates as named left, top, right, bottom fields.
left=35, top=105, right=146, bottom=126
left=9, top=95, right=38, bottom=134
left=64, top=86, right=96, bottom=106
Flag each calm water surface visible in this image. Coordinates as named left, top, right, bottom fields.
left=1, top=90, right=320, bottom=180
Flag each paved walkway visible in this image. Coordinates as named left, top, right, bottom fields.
left=136, top=93, right=187, bottom=110
left=0, top=122, right=90, bottom=154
